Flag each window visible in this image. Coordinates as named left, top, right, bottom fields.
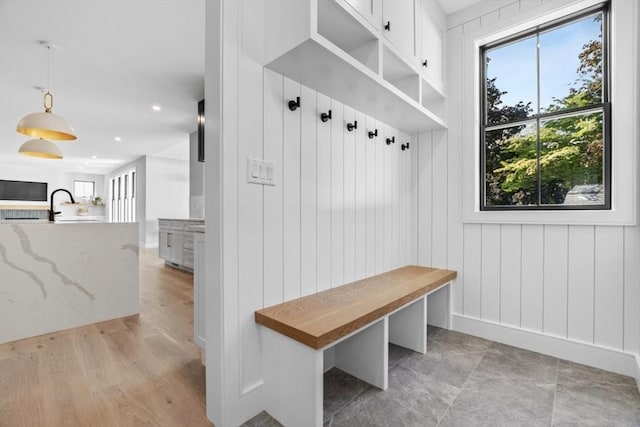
left=74, top=180, right=95, bottom=200
left=109, top=169, right=136, bottom=223
left=480, top=5, right=609, bottom=210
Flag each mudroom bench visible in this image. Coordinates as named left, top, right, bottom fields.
left=255, top=265, right=457, bottom=427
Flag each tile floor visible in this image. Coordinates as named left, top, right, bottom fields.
left=243, top=326, right=640, bottom=426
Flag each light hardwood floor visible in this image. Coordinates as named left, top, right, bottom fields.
left=0, top=249, right=212, bottom=427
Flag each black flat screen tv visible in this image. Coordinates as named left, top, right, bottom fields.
left=0, top=180, right=48, bottom=201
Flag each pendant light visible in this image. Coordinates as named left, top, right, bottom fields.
left=18, top=139, right=63, bottom=159
left=16, top=42, right=76, bottom=141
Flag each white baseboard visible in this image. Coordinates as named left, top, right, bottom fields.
left=140, top=242, right=158, bottom=249
left=452, top=314, right=637, bottom=378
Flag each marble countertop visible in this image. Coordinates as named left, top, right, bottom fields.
left=158, top=218, right=204, bottom=222
left=0, top=221, right=139, bottom=344
left=55, top=216, right=107, bottom=223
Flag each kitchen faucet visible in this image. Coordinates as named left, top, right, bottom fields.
left=49, top=189, right=76, bottom=222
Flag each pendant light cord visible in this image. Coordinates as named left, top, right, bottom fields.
left=43, top=44, right=53, bottom=113
left=46, top=45, right=50, bottom=91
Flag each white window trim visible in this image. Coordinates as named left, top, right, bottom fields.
left=462, top=0, right=638, bottom=225
left=74, top=180, right=95, bottom=199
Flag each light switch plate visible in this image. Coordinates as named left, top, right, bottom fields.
left=247, top=158, right=276, bottom=186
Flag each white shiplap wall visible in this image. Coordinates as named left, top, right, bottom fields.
left=424, top=0, right=640, bottom=377
left=263, top=69, right=413, bottom=304
left=206, top=1, right=639, bottom=424
left=208, top=30, right=415, bottom=421
left=206, top=3, right=416, bottom=424
left=421, top=129, right=640, bottom=370
left=257, top=67, right=415, bottom=409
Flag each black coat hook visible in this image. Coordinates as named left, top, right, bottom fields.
left=321, top=110, right=332, bottom=122
left=347, top=120, right=358, bottom=132
left=288, top=97, right=300, bottom=111
left=386, top=136, right=395, bottom=145
left=384, top=21, right=391, bottom=31
left=368, top=129, right=378, bottom=139
left=422, top=59, right=428, bottom=68
left=401, top=142, right=410, bottom=151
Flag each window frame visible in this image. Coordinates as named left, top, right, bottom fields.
left=73, top=179, right=96, bottom=200
left=109, top=169, right=136, bottom=223
left=479, top=4, right=611, bottom=211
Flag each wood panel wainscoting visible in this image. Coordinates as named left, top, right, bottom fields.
left=0, top=249, right=212, bottom=427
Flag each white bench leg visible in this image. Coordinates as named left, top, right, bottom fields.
left=261, top=327, right=323, bottom=427
left=427, top=283, right=451, bottom=330
left=334, top=317, right=388, bottom=390
left=389, top=296, right=427, bottom=354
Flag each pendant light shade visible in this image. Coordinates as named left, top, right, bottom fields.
left=16, top=91, right=76, bottom=141
left=18, top=138, right=63, bottom=159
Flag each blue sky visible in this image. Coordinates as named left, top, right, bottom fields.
left=486, top=14, right=602, bottom=113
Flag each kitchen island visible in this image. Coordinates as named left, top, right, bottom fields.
left=0, top=222, right=139, bottom=344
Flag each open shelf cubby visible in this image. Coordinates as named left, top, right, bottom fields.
left=382, top=45, right=420, bottom=103
left=317, top=0, right=379, bottom=74
left=263, top=0, right=446, bottom=132
left=421, top=76, right=446, bottom=119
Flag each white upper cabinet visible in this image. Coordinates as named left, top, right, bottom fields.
left=262, top=0, right=446, bottom=133
left=420, top=9, right=444, bottom=91
left=342, top=0, right=381, bottom=30
left=381, top=0, right=417, bottom=62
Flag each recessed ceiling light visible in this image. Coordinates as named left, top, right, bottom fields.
left=83, top=162, right=89, bottom=165
left=92, top=155, right=98, bottom=159
left=78, top=166, right=83, bottom=170
left=152, top=105, right=161, bottom=112
left=114, top=136, right=121, bottom=142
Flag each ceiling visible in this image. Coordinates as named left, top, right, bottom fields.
left=437, top=0, right=482, bottom=15
left=0, top=0, right=205, bottom=175
left=0, top=0, right=483, bottom=177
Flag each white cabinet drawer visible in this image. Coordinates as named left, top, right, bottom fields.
left=159, top=220, right=185, bottom=231
left=170, top=221, right=185, bottom=230
left=183, top=233, right=194, bottom=249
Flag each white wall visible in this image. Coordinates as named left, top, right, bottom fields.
left=204, top=2, right=415, bottom=423
left=105, top=155, right=189, bottom=247
left=425, top=0, right=640, bottom=376
left=106, top=156, right=147, bottom=244
left=61, top=172, right=105, bottom=200
left=145, top=156, right=189, bottom=245
left=189, top=130, right=205, bottom=218
left=0, top=164, right=103, bottom=206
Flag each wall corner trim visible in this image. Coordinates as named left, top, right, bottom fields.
left=635, top=355, right=640, bottom=395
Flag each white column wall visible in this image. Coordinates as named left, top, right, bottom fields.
left=204, top=1, right=417, bottom=424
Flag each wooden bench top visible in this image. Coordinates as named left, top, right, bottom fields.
left=255, top=266, right=457, bottom=350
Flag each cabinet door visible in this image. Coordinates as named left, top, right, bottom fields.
left=182, top=249, right=194, bottom=269
left=421, top=12, right=443, bottom=88
left=159, top=231, right=171, bottom=261
left=170, top=231, right=184, bottom=265
left=382, top=0, right=416, bottom=61
left=344, top=0, right=381, bottom=30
